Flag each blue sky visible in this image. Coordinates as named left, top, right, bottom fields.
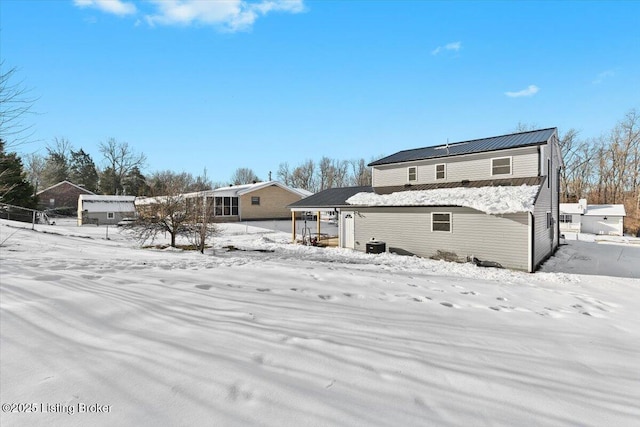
left=2, top=0, right=639, bottom=183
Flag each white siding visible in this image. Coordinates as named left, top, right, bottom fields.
left=581, top=216, right=624, bottom=236
left=372, top=146, right=539, bottom=187
left=353, top=206, right=530, bottom=271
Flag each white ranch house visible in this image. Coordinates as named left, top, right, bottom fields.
left=290, top=128, right=562, bottom=272
left=560, top=199, right=626, bottom=236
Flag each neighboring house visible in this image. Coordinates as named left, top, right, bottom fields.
left=137, top=181, right=310, bottom=223
left=290, top=128, right=562, bottom=272
left=37, top=180, right=95, bottom=213
left=560, top=199, right=626, bottom=236
left=78, top=194, right=136, bottom=226
left=199, top=181, right=311, bottom=222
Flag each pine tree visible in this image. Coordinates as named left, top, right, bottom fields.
left=0, top=139, right=37, bottom=208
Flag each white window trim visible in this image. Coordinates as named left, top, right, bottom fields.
left=408, top=166, right=417, bottom=182
left=107, top=212, right=115, bottom=219
left=559, top=214, right=572, bottom=223
left=491, top=156, right=512, bottom=176
left=435, top=163, right=446, bottom=180
left=431, top=212, right=452, bottom=233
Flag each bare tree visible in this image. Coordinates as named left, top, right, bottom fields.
left=231, top=167, right=259, bottom=185
left=24, top=152, right=46, bottom=194
left=131, top=171, right=217, bottom=250
left=290, top=160, right=316, bottom=191
left=277, top=162, right=292, bottom=187
left=99, top=138, right=146, bottom=195
left=185, top=194, right=218, bottom=254
left=349, top=158, right=372, bottom=186
left=0, top=62, right=38, bottom=149
left=512, top=122, right=540, bottom=133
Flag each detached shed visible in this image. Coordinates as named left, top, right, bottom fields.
left=78, top=195, right=136, bottom=226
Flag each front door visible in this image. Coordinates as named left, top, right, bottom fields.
left=342, top=211, right=355, bottom=249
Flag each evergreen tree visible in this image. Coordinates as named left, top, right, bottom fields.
left=98, top=167, right=118, bottom=195
left=69, top=148, right=99, bottom=192
left=0, top=140, right=37, bottom=208
left=41, top=152, right=69, bottom=188
left=122, top=166, right=150, bottom=196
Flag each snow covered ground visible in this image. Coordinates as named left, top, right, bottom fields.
left=1, top=218, right=639, bottom=426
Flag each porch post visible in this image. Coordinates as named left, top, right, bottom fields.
left=291, top=211, right=296, bottom=243
left=317, top=211, right=321, bottom=238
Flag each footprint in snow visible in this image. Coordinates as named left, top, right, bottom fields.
left=256, top=288, right=271, bottom=292
left=318, top=294, right=333, bottom=300
left=440, top=302, right=456, bottom=308
left=227, top=383, right=253, bottom=402
left=461, top=291, right=477, bottom=295
left=195, top=284, right=212, bottom=290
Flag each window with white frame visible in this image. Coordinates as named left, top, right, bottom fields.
left=251, top=196, right=260, bottom=206
left=107, top=212, right=115, bottom=219
left=408, top=166, right=417, bottom=182
left=431, top=212, right=451, bottom=232
left=491, top=157, right=512, bottom=175
left=214, top=196, right=239, bottom=216
left=559, top=214, right=572, bottom=223
left=435, top=164, right=446, bottom=180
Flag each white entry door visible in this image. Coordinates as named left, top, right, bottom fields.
left=342, top=211, right=355, bottom=249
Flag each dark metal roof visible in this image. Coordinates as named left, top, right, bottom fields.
left=288, top=186, right=374, bottom=209
left=374, top=176, right=544, bottom=195
left=369, top=128, right=557, bottom=166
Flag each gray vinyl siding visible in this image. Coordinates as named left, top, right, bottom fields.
left=81, top=211, right=133, bottom=226
left=532, top=140, right=561, bottom=267
left=372, top=146, right=539, bottom=187
left=353, top=206, right=530, bottom=271
left=533, top=180, right=553, bottom=266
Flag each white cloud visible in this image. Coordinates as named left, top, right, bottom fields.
left=73, top=0, right=137, bottom=16
left=431, top=41, right=462, bottom=55
left=505, top=85, right=539, bottom=98
left=592, top=70, right=615, bottom=84
left=74, top=0, right=305, bottom=31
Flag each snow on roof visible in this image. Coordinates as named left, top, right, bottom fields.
left=37, top=180, right=95, bottom=195
left=584, top=204, right=626, bottom=217
left=346, top=185, right=540, bottom=214
left=80, top=195, right=136, bottom=202
left=193, top=181, right=309, bottom=198
left=79, top=195, right=136, bottom=213
left=560, top=203, right=626, bottom=217
left=560, top=203, right=584, bottom=215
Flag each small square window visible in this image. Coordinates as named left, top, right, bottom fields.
left=107, top=212, right=115, bottom=219
left=435, top=164, right=446, bottom=180
left=408, top=166, right=417, bottom=181
left=491, top=157, right=512, bottom=175
left=251, top=196, right=260, bottom=205
left=432, top=212, right=451, bottom=232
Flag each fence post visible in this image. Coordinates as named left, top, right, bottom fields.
left=32, top=210, right=36, bottom=230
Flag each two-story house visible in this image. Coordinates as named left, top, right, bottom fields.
left=289, top=128, right=562, bottom=272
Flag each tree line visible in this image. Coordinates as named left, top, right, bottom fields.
left=1, top=63, right=638, bottom=233
left=557, top=108, right=639, bottom=233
